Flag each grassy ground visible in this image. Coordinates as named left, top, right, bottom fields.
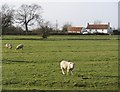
left=2, top=35, right=118, bottom=90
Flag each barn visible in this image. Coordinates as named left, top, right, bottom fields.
left=67, top=26, right=86, bottom=34
left=86, top=22, right=113, bottom=34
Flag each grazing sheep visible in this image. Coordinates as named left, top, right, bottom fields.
left=15, top=44, right=24, bottom=50
left=5, top=43, right=12, bottom=49
left=60, top=60, right=74, bottom=75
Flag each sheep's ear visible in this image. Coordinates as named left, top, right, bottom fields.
left=59, top=59, right=62, bottom=62
left=61, top=59, right=64, bottom=61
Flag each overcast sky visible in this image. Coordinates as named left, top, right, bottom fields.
left=1, top=0, right=119, bottom=29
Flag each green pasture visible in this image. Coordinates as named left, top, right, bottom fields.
left=2, top=35, right=119, bottom=90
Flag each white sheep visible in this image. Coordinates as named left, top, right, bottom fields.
left=60, top=60, right=74, bottom=75
left=5, top=43, right=12, bottom=49
left=15, top=44, right=24, bottom=50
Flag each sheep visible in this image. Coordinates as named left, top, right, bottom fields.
left=15, top=44, right=24, bottom=50
left=5, top=43, right=12, bottom=49
left=60, top=60, right=74, bottom=75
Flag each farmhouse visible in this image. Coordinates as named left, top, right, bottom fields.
left=86, top=22, right=113, bottom=34
left=67, top=26, right=86, bottom=34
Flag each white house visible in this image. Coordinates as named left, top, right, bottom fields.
left=86, top=23, right=113, bottom=34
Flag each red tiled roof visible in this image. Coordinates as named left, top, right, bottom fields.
left=86, top=23, right=110, bottom=29
left=67, top=27, right=83, bottom=32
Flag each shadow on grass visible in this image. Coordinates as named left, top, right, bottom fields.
left=2, top=59, right=33, bottom=63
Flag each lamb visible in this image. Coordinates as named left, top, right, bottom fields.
left=60, top=60, right=74, bottom=75
left=5, top=43, right=12, bottom=49
left=15, top=44, right=24, bottom=50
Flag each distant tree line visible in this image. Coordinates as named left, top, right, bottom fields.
left=113, top=29, right=120, bottom=35
left=1, top=4, right=119, bottom=37
left=0, top=4, right=73, bottom=38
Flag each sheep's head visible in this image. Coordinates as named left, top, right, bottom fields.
left=69, top=62, right=74, bottom=69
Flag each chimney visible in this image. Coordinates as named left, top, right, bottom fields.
left=108, top=22, right=110, bottom=27
left=87, top=23, right=89, bottom=26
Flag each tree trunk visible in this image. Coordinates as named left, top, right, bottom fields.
left=25, top=23, right=28, bottom=34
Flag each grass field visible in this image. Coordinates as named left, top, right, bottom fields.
left=2, top=35, right=119, bottom=90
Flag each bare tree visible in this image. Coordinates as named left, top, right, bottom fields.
left=1, top=4, right=14, bottom=33
left=62, top=22, right=72, bottom=32
left=15, top=4, right=42, bottom=33
left=94, top=20, right=102, bottom=24
left=37, top=19, right=52, bottom=39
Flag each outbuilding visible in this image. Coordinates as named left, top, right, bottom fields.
left=67, top=26, right=86, bottom=34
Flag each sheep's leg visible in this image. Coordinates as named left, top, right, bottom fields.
left=67, top=69, right=69, bottom=75
left=70, top=70, right=73, bottom=75
left=61, top=68, right=65, bottom=75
